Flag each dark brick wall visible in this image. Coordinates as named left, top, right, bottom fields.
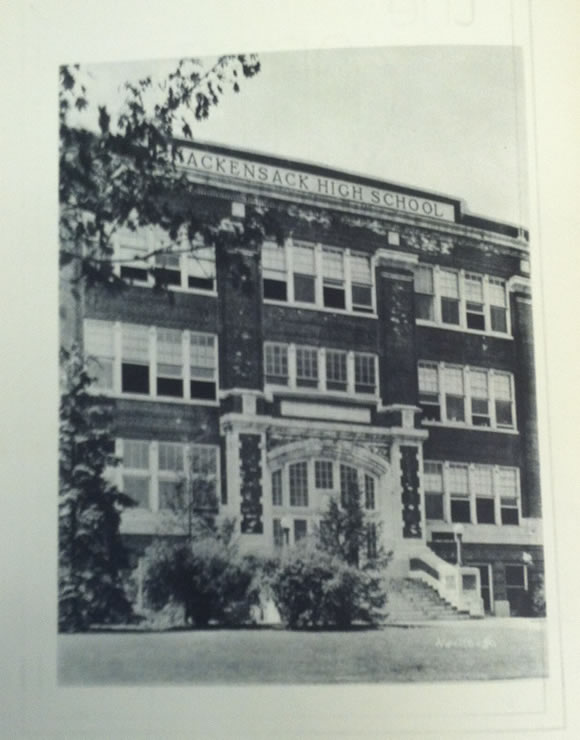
left=416, top=326, right=516, bottom=370
left=429, top=541, right=544, bottom=606
left=112, top=399, right=220, bottom=444
left=400, top=446, right=422, bottom=538
left=217, top=246, right=263, bottom=390
left=512, top=293, right=542, bottom=517
left=378, top=270, right=418, bottom=406
left=86, top=285, right=219, bottom=333
left=263, top=305, right=377, bottom=351
left=423, top=427, right=521, bottom=467
left=239, top=433, right=263, bottom=534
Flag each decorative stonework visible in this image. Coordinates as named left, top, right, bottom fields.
left=400, top=446, right=422, bottom=538
left=239, top=433, right=263, bottom=534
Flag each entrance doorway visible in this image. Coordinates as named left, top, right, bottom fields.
left=474, top=564, right=493, bottom=614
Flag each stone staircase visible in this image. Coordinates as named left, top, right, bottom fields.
left=385, top=577, right=472, bottom=623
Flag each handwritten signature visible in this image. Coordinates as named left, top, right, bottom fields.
left=435, top=636, right=497, bottom=650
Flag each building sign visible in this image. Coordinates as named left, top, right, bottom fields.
left=177, top=147, right=456, bottom=222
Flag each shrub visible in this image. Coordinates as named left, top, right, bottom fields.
left=269, top=546, right=387, bottom=629
left=142, top=535, right=262, bottom=627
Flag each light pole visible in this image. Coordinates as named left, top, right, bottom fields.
left=452, top=523, right=465, bottom=567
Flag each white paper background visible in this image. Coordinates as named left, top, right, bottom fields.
left=1, top=1, right=579, bottom=737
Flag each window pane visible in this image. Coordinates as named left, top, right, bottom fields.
left=354, top=354, right=376, bottom=393
left=293, top=274, right=316, bottom=303
left=425, top=493, right=444, bottom=520
left=273, top=518, right=284, bottom=548
left=415, top=294, right=435, bottom=321
left=471, top=466, right=492, bottom=495
left=322, top=248, right=344, bottom=281
left=190, top=334, right=216, bottom=377
left=444, top=367, right=464, bottom=394
left=87, top=357, right=114, bottom=390
left=187, top=246, right=216, bottom=279
left=293, top=244, right=315, bottom=274
left=122, top=363, right=149, bottom=394
left=340, top=464, right=358, bottom=507
left=493, top=373, right=512, bottom=400
left=465, top=274, right=483, bottom=302
left=326, top=350, right=347, bottom=390
left=448, top=464, right=468, bottom=493
left=323, top=285, right=346, bottom=309
left=495, top=401, right=513, bottom=427
left=263, top=278, right=288, bottom=301
left=85, top=319, right=114, bottom=357
left=476, top=498, right=495, bottom=524
left=264, top=343, right=288, bottom=384
left=262, top=242, right=286, bottom=273
left=469, top=370, right=488, bottom=398
left=450, top=499, right=471, bottom=523
left=190, top=446, right=217, bottom=477
left=489, top=278, right=506, bottom=307
left=294, top=519, right=308, bottom=543
left=418, top=363, right=438, bottom=393
left=424, top=461, right=443, bottom=492
left=505, top=565, right=526, bottom=587
left=367, top=522, right=378, bottom=559
left=289, top=462, right=308, bottom=507
left=122, top=324, right=149, bottom=362
left=123, top=476, right=150, bottom=508
left=441, top=298, right=460, bottom=325
left=490, top=306, right=508, bottom=333
left=351, top=284, right=373, bottom=309
left=123, top=440, right=149, bottom=469
left=315, top=460, right=334, bottom=489
left=439, top=270, right=459, bottom=298
left=364, top=474, right=375, bottom=510
left=414, top=265, right=434, bottom=294
left=446, top=396, right=465, bottom=422
left=351, top=253, right=372, bottom=284
left=272, top=469, right=283, bottom=506
left=296, top=347, right=318, bottom=387
left=158, top=480, right=182, bottom=510
left=158, top=443, right=184, bottom=472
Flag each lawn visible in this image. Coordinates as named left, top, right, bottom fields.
left=58, top=620, right=547, bottom=685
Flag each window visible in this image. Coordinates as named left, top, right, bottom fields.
left=262, top=242, right=375, bottom=315
left=465, top=273, right=485, bottom=330
left=322, top=248, right=346, bottom=309
left=423, top=460, right=520, bottom=527
left=189, top=333, right=217, bottom=400
left=354, top=353, right=376, bottom=394
left=498, top=468, right=520, bottom=524
left=413, top=266, right=510, bottom=335
left=443, top=366, right=465, bottom=423
left=493, top=373, right=514, bottom=428
left=364, top=474, right=376, bottom=510
left=505, top=564, right=528, bottom=616
left=292, top=243, right=316, bottom=303
left=158, top=442, right=185, bottom=509
left=119, top=440, right=219, bottom=512
left=448, top=464, right=470, bottom=523
left=116, top=227, right=216, bottom=293
left=489, top=278, right=508, bottom=333
left=119, top=231, right=150, bottom=284
left=367, top=522, right=378, bottom=559
left=325, top=350, right=347, bottom=392
left=418, top=362, right=516, bottom=430
left=262, top=241, right=287, bottom=300
left=264, top=343, right=289, bottom=386
left=424, top=461, right=444, bottom=520
left=84, top=319, right=114, bottom=390
left=296, top=346, right=318, bottom=388
left=186, top=244, right=216, bottom=291
left=350, top=252, right=373, bottom=312
left=315, top=460, right=334, bottom=489
left=289, top=461, right=308, bottom=507
left=121, top=324, right=150, bottom=394
left=273, top=518, right=284, bottom=548
left=472, top=466, right=495, bottom=524
left=294, top=519, right=308, bottom=543
left=156, top=329, right=183, bottom=398
left=414, top=265, right=435, bottom=321
left=469, top=370, right=490, bottom=427
left=122, top=440, right=150, bottom=508
left=340, top=464, right=358, bottom=507
left=190, top=445, right=219, bottom=510
left=440, top=269, right=460, bottom=325
left=418, top=362, right=441, bottom=421
left=272, top=469, right=283, bottom=506
left=263, top=343, right=378, bottom=397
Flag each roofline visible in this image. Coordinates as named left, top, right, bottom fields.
left=174, top=137, right=528, bottom=242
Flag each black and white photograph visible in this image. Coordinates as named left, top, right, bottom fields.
left=2, top=1, right=579, bottom=737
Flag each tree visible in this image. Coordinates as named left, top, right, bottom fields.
left=142, top=521, right=262, bottom=627
left=58, top=346, right=135, bottom=631
left=269, top=481, right=389, bottom=629
left=59, top=56, right=268, bottom=293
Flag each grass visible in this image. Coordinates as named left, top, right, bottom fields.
left=58, top=620, right=548, bottom=685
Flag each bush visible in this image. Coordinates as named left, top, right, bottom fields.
left=269, top=546, right=387, bottom=629
left=142, top=536, right=261, bottom=627
left=531, top=574, right=546, bottom=617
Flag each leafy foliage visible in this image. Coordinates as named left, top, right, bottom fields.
left=59, top=56, right=268, bottom=292
left=269, top=547, right=387, bottom=630
left=58, top=346, right=135, bottom=631
left=142, top=522, right=261, bottom=627
left=270, top=481, right=389, bottom=629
